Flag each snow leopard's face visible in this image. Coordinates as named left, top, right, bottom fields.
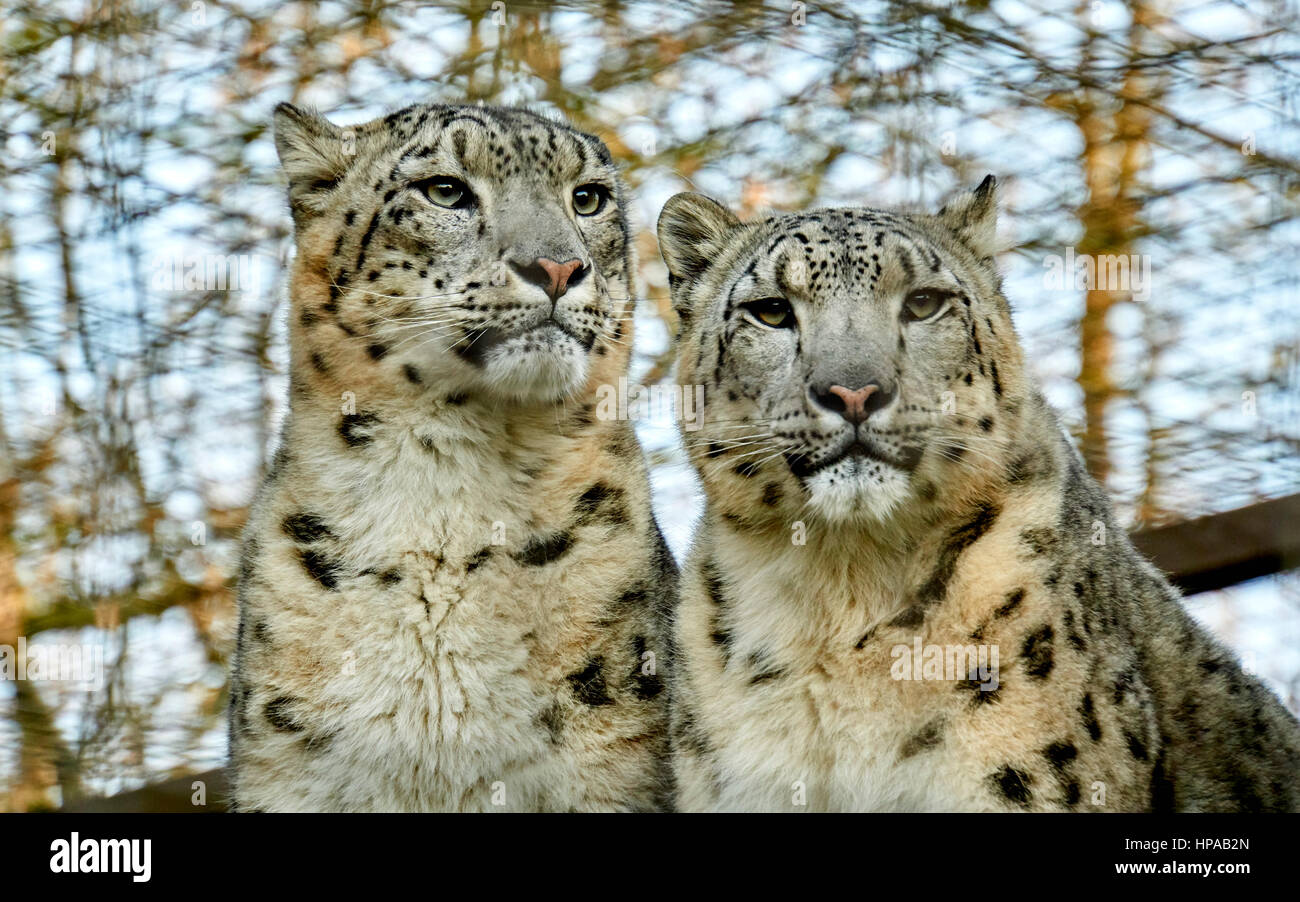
left=660, top=179, right=1023, bottom=525
left=276, top=102, right=634, bottom=403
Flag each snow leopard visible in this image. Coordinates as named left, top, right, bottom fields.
left=228, top=102, right=675, bottom=811
left=656, top=176, right=1300, bottom=812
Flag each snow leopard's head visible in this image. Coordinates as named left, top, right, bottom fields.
left=276, top=102, right=635, bottom=404
left=659, top=177, right=1028, bottom=526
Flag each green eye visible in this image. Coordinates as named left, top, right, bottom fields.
left=573, top=184, right=608, bottom=216
left=743, top=298, right=796, bottom=329
left=420, top=177, right=470, bottom=209
left=902, top=289, right=947, bottom=321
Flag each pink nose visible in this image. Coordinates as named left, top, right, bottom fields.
left=535, top=257, right=584, bottom=300
left=826, top=384, right=880, bottom=425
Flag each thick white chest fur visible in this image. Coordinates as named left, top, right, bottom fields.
left=235, top=407, right=664, bottom=811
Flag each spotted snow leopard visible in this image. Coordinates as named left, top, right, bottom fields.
left=228, top=102, right=675, bottom=811
left=656, top=176, right=1300, bottom=812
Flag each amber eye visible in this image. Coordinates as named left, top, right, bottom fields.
left=573, top=184, right=608, bottom=216
left=418, top=177, right=471, bottom=209
left=743, top=298, right=796, bottom=329
left=902, top=289, right=948, bottom=321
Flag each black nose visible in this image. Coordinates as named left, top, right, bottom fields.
left=811, top=381, right=895, bottom=424
left=510, top=257, right=589, bottom=301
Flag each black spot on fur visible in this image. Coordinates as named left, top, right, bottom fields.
left=567, top=657, right=614, bottom=706
left=574, top=483, right=629, bottom=527
left=915, top=502, right=1000, bottom=606
left=1125, top=730, right=1149, bottom=761
left=1018, top=526, right=1057, bottom=555
left=465, top=547, right=493, bottom=572
left=282, top=512, right=332, bottom=544
left=734, top=461, right=760, bottom=478
left=367, top=343, right=388, bottom=360
left=630, top=637, right=664, bottom=700
left=302, top=730, right=335, bottom=754
left=512, top=531, right=574, bottom=566
left=378, top=568, right=402, bottom=586
left=899, top=719, right=945, bottom=759
left=996, top=588, right=1025, bottom=618
left=300, top=548, right=343, bottom=590
left=1043, top=740, right=1077, bottom=771
left=761, top=482, right=783, bottom=506
left=978, top=415, right=994, bottom=432
left=254, top=621, right=275, bottom=649
left=888, top=605, right=925, bottom=629
left=745, top=650, right=786, bottom=686
left=264, top=696, right=304, bottom=733
left=957, top=671, right=1001, bottom=706
left=539, top=703, right=564, bottom=743
left=339, top=412, right=380, bottom=447
left=1063, top=609, right=1087, bottom=651
left=1021, top=624, right=1055, bottom=679
left=1080, top=693, right=1103, bottom=741
left=402, top=363, right=422, bottom=384
left=991, top=765, right=1033, bottom=806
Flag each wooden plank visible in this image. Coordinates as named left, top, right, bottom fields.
left=61, top=768, right=229, bottom=813
left=1131, top=494, right=1300, bottom=595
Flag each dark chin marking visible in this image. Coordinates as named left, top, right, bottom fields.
left=452, top=328, right=491, bottom=367
left=790, top=440, right=921, bottom=479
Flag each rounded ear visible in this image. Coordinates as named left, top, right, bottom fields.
left=273, top=103, right=352, bottom=224
left=656, top=192, right=741, bottom=323
left=936, top=174, right=1000, bottom=260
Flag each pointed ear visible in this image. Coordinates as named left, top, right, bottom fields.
left=657, top=192, right=742, bottom=322
left=273, top=103, right=352, bottom=223
left=936, top=174, right=1000, bottom=259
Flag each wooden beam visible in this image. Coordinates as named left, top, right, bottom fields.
left=61, top=768, right=229, bottom=813
left=1131, top=494, right=1300, bottom=595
